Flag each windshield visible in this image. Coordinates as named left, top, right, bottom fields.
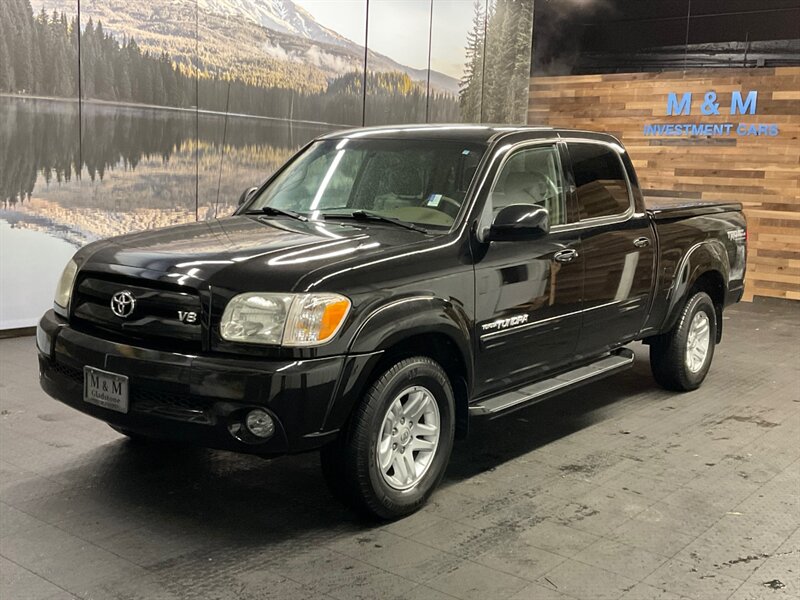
left=246, top=139, right=486, bottom=229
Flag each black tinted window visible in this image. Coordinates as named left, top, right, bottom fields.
left=569, top=143, right=630, bottom=220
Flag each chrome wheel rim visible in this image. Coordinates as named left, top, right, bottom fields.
left=685, top=311, right=711, bottom=373
left=376, top=386, right=440, bottom=491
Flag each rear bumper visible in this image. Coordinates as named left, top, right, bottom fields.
left=37, top=310, right=374, bottom=456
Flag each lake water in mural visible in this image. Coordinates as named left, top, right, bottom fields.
left=0, top=96, right=335, bottom=327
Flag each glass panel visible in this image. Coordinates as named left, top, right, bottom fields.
left=363, top=0, right=431, bottom=126
left=195, top=0, right=357, bottom=218
left=532, top=0, right=690, bottom=75
left=0, top=0, right=81, bottom=328
left=479, top=0, right=534, bottom=123
left=569, top=143, right=630, bottom=220
left=428, top=0, right=486, bottom=123
left=686, top=0, right=800, bottom=69
left=76, top=0, right=200, bottom=239
left=490, top=145, right=566, bottom=225
left=532, top=0, right=800, bottom=75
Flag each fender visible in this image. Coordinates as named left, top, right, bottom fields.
left=661, top=239, right=730, bottom=336
left=320, top=295, right=474, bottom=432
left=350, top=296, right=473, bottom=363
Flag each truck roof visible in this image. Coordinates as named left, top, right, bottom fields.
left=318, top=124, right=623, bottom=146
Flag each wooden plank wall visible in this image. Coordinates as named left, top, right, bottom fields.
left=528, top=67, right=800, bottom=301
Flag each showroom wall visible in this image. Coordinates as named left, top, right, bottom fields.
left=0, top=0, right=535, bottom=329
left=529, top=0, right=800, bottom=301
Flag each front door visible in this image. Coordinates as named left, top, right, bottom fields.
left=473, top=142, right=584, bottom=398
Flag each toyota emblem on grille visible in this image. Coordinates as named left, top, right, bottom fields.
left=110, top=290, right=136, bottom=318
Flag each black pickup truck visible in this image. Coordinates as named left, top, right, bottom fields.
left=37, top=125, right=747, bottom=519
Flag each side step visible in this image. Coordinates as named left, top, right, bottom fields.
left=469, top=348, right=635, bottom=418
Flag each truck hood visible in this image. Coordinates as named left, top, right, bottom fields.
left=80, top=215, right=432, bottom=292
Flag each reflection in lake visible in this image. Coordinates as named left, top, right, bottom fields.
left=1, top=96, right=335, bottom=234
left=0, top=96, right=335, bottom=327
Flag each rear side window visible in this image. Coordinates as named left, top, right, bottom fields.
left=569, top=143, right=631, bottom=220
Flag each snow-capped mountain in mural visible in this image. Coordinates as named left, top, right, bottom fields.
left=199, top=0, right=355, bottom=49
left=29, top=0, right=460, bottom=94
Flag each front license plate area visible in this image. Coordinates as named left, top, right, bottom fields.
left=83, top=367, right=129, bottom=413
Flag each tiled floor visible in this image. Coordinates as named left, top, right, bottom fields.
left=1, top=299, right=798, bottom=600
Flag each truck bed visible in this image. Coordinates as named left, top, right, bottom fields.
left=645, top=195, right=743, bottom=221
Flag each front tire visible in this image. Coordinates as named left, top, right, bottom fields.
left=650, top=291, right=717, bottom=391
left=323, top=356, right=455, bottom=520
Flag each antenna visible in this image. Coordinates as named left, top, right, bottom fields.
left=214, top=81, right=232, bottom=218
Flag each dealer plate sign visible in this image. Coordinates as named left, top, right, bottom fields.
left=83, top=366, right=129, bottom=413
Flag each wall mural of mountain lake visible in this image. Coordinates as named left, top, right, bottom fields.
left=0, top=0, right=534, bottom=328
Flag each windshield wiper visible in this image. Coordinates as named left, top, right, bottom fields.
left=246, top=206, right=308, bottom=222
left=324, top=210, right=427, bottom=233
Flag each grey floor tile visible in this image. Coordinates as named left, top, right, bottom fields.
left=643, top=557, right=744, bottom=600
left=473, top=535, right=566, bottom=581
left=618, top=582, right=686, bottom=600
left=519, top=520, right=600, bottom=558
left=330, top=529, right=461, bottom=584
left=574, top=538, right=668, bottom=581
left=0, top=503, right=49, bottom=539
left=609, top=518, right=697, bottom=558
left=427, top=560, right=529, bottom=600
left=510, top=581, right=579, bottom=599
left=536, top=558, right=638, bottom=600
left=0, top=556, right=78, bottom=600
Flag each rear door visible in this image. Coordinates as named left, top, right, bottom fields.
left=473, top=141, right=584, bottom=398
left=565, top=141, right=655, bottom=358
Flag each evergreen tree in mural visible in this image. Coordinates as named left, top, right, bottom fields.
left=460, top=0, right=533, bottom=124
left=0, top=0, right=79, bottom=97
left=460, top=0, right=486, bottom=122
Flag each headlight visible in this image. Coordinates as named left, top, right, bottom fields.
left=54, top=259, right=78, bottom=310
left=220, top=292, right=351, bottom=346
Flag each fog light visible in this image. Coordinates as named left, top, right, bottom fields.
left=245, top=409, right=275, bottom=439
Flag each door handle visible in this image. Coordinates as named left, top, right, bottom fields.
left=554, top=249, right=579, bottom=263
left=633, top=237, right=651, bottom=248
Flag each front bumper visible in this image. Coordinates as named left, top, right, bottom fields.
left=36, top=310, right=368, bottom=456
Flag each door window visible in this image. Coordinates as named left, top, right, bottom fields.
left=490, top=145, right=567, bottom=226
left=569, top=143, right=631, bottom=220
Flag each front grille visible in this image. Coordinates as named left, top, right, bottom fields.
left=71, top=275, right=202, bottom=350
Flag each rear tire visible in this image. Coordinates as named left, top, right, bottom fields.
left=650, top=291, right=717, bottom=391
left=322, top=356, right=455, bottom=520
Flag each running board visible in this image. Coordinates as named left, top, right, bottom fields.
left=469, top=348, right=635, bottom=417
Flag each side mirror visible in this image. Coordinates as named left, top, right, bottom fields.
left=238, top=186, right=258, bottom=207
left=488, top=204, right=550, bottom=241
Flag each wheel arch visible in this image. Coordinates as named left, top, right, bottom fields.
left=324, top=296, right=473, bottom=439
left=662, top=240, right=729, bottom=343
